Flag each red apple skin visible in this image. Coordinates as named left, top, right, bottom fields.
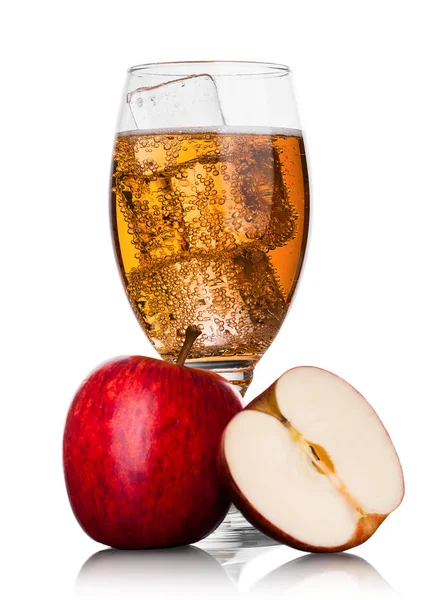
left=63, top=356, right=242, bottom=549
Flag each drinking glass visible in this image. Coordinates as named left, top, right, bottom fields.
left=111, top=61, right=309, bottom=541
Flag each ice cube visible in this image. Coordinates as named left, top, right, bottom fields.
left=169, top=137, right=297, bottom=252
left=126, top=248, right=287, bottom=359
left=131, top=132, right=219, bottom=178
left=127, top=75, right=226, bottom=130
left=114, top=131, right=297, bottom=262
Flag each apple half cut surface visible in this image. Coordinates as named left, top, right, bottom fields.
left=219, top=367, right=404, bottom=553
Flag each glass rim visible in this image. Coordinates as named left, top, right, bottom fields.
left=128, top=60, right=291, bottom=78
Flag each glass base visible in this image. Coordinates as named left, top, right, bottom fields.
left=186, top=360, right=266, bottom=547
left=185, top=358, right=256, bottom=396
left=200, top=505, right=277, bottom=550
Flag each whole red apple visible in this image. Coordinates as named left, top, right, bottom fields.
left=63, top=328, right=242, bottom=549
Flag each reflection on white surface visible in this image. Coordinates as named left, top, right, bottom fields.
left=196, top=537, right=282, bottom=584
left=75, top=546, right=234, bottom=598
left=75, top=545, right=400, bottom=599
left=242, top=551, right=401, bottom=598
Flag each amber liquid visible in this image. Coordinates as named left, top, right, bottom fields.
left=111, top=128, right=309, bottom=364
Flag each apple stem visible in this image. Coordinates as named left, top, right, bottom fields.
left=176, top=326, right=202, bottom=366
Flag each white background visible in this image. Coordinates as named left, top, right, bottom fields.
left=2, top=0, right=423, bottom=598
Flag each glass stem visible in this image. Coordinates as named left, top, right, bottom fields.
left=185, top=359, right=256, bottom=397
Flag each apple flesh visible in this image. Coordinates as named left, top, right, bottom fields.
left=219, top=366, right=404, bottom=553
left=64, top=350, right=242, bottom=549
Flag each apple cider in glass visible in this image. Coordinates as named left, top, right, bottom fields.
left=111, top=128, right=309, bottom=374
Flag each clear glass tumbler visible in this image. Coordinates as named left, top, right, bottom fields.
left=111, top=61, right=309, bottom=543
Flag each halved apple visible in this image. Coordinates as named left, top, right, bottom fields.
left=218, top=367, right=404, bottom=553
